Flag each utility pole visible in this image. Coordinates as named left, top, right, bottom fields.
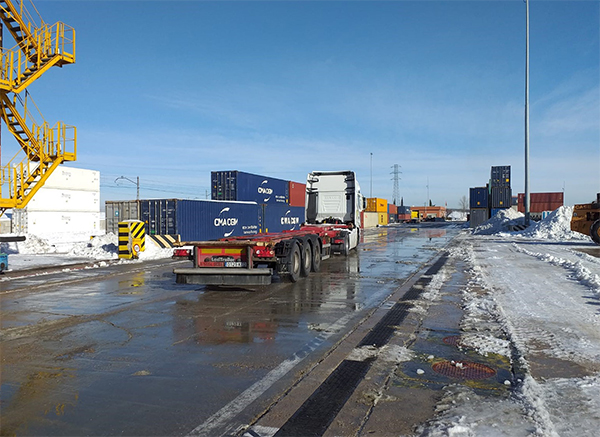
left=524, top=0, right=531, bottom=226
left=391, top=164, right=401, bottom=205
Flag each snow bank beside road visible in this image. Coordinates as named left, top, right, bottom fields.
left=472, top=206, right=593, bottom=243
left=1, top=232, right=175, bottom=272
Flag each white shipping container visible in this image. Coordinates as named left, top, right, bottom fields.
left=40, top=166, right=100, bottom=192
left=363, top=211, right=380, bottom=228
left=25, top=188, right=99, bottom=212
left=13, top=210, right=101, bottom=236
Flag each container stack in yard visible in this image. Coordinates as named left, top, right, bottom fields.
left=397, top=206, right=412, bottom=222
left=13, top=167, right=101, bottom=238
left=469, top=165, right=511, bottom=228
left=365, top=197, right=388, bottom=227
left=388, top=203, right=398, bottom=223
left=105, top=170, right=307, bottom=242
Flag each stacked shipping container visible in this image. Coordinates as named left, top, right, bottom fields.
left=106, top=199, right=306, bottom=241
left=469, top=165, right=511, bottom=228
left=365, top=198, right=388, bottom=227
left=397, top=206, right=411, bottom=222
left=13, top=167, right=101, bottom=237
left=106, top=170, right=308, bottom=241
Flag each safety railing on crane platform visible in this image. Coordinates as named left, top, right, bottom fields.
left=0, top=23, right=75, bottom=93
left=0, top=91, right=76, bottom=208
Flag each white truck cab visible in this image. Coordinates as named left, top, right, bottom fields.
left=305, top=170, right=364, bottom=253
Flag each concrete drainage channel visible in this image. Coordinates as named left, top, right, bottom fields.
left=241, top=250, right=519, bottom=437
left=241, top=254, right=452, bottom=437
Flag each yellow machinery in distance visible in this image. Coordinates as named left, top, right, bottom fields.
left=0, top=0, right=76, bottom=215
left=571, top=193, right=600, bottom=245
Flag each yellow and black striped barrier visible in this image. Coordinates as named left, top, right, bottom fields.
left=147, top=234, right=180, bottom=249
left=118, top=220, right=145, bottom=259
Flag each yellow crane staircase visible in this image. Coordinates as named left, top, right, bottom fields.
left=0, top=0, right=76, bottom=215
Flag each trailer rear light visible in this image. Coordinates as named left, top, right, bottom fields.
left=173, top=249, right=192, bottom=259
left=254, top=247, right=275, bottom=258
left=333, top=239, right=344, bottom=244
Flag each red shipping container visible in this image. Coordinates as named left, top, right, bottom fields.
left=289, top=181, right=306, bottom=207
left=388, top=204, right=398, bottom=215
left=517, top=192, right=564, bottom=213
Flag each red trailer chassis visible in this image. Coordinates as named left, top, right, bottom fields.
left=173, top=224, right=354, bottom=285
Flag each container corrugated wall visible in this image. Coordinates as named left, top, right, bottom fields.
left=138, top=199, right=261, bottom=241
left=262, top=204, right=305, bottom=233
left=105, top=201, right=140, bottom=235
left=469, top=208, right=489, bottom=228
left=469, top=187, right=489, bottom=208
left=490, top=186, right=512, bottom=208
left=366, top=198, right=388, bottom=213
left=517, top=192, right=564, bottom=213
left=363, top=211, right=379, bottom=228
left=211, top=171, right=289, bottom=204
left=491, top=166, right=511, bottom=187
left=288, top=181, right=306, bottom=207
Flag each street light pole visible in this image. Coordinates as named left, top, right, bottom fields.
left=115, top=176, right=140, bottom=201
left=524, top=0, right=531, bottom=226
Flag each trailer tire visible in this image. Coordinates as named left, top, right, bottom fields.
left=288, top=243, right=302, bottom=282
left=300, top=241, right=312, bottom=277
left=340, top=234, right=350, bottom=256
left=311, top=240, right=322, bottom=272
left=591, top=220, right=600, bottom=245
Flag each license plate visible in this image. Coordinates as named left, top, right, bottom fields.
left=225, top=261, right=246, bottom=268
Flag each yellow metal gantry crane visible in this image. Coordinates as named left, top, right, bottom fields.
left=0, top=0, right=76, bottom=215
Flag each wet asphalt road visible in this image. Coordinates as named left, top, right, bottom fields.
left=0, top=223, right=461, bottom=436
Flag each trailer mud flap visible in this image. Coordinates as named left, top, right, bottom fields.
left=174, top=268, right=273, bottom=285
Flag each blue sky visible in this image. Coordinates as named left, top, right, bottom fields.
left=2, top=0, right=598, bottom=208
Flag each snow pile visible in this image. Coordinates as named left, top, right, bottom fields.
left=0, top=232, right=175, bottom=262
left=67, top=234, right=118, bottom=259
left=0, top=234, right=57, bottom=254
left=519, top=206, right=590, bottom=241
left=472, top=208, right=524, bottom=235
left=448, top=211, right=468, bottom=221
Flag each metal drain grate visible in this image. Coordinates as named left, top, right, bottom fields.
left=432, top=360, right=496, bottom=380
left=442, top=335, right=462, bottom=347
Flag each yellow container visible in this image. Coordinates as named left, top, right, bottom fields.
left=411, top=210, right=419, bottom=219
left=378, top=213, right=388, bottom=226
left=118, top=220, right=146, bottom=259
left=366, top=198, right=388, bottom=213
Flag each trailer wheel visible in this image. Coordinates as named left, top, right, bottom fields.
left=311, top=240, right=322, bottom=272
left=591, top=220, right=600, bottom=245
left=288, top=243, right=302, bottom=282
left=300, top=241, right=312, bottom=277
left=340, top=234, right=350, bottom=256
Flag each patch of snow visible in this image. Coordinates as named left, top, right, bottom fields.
left=449, top=211, right=468, bottom=221
left=347, top=345, right=379, bottom=362
left=519, top=206, right=591, bottom=241
left=472, top=208, right=524, bottom=235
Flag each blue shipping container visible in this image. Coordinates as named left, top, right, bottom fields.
left=491, top=165, right=511, bottom=187
left=491, top=186, right=512, bottom=208
left=397, top=206, right=411, bottom=215
left=262, top=204, right=305, bottom=233
left=140, top=199, right=261, bottom=241
left=469, top=187, right=489, bottom=209
left=211, top=171, right=289, bottom=204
